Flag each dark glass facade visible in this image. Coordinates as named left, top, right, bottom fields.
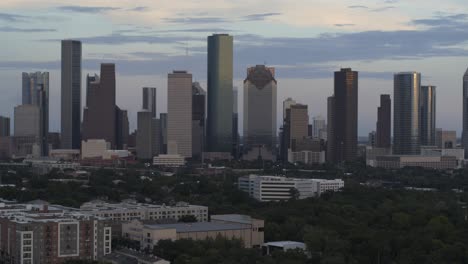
left=376, top=94, right=391, bottom=148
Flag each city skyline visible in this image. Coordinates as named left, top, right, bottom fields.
left=1, top=1, right=468, bottom=136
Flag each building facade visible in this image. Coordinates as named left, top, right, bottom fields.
left=206, top=34, right=234, bottom=153
left=420, top=85, right=436, bottom=146
left=376, top=94, right=391, bottom=148
left=393, top=72, right=421, bottom=155
left=463, top=68, right=468, bottom=158
left=61, top=40, right=82, bottom=150
left=0, top=116, right=10, bottom=137
left=329, top=68, right=358, bottom=163
left=192, top=82, right=206, bottom=159
left=167, top=71, right=193, bottom=158
left=0, top=202, right=111, bottom=264
left=142, top=87, right=157, bottom=118
left=243, top=65, right=277, bottom=159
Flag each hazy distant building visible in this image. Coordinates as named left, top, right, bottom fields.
left=328, top=68, right=358, bottom=163
left=376, top=94, right=391, bottom=148
left=207, top=34, right=233, bottom=153
left=192, top=82, right=206, bottom=159
left=436, top=129, right=457, bottom=149
left=83, top=64, right=126, bottom=149
left=21, top=72, right=49, bottom=156
left=136, top=111, right=160, bottom=160
left=167, top=71, right=193, bottom=158
left=116, top=107, right=129, bottom=149
left=143, top=87, right=157, bottom=118
left=420, top=85, right=436, bottom=146
left=232, top=88, right=239, bottom=158
left=463, top=68, right=468, bottom=157
left=312, top=116, right=326, bottom=139
left=0, top=116, right=10, bottom=137
left=288, top=104, right=309, bottom=151
left=61, top=40, right=82, bottom=149
left=14, top=105, right=40, bottom=137
left=368, top=131, right=376, bottom=147
left=393, top=72, right=421, bottom=155
left=243, top=65, right=277, bottom=159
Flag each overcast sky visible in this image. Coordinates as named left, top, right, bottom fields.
left=1, top=0, right=468, bottom=136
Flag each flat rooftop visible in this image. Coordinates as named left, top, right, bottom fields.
left=145, top=222, right=249, bottom=233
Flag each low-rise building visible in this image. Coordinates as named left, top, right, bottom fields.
left=0, top=202, right=112, bottom=264
left=288, top=150, right=325, bottom=164
left=23, top=158, right=80, bottom=175
left=103, top=249, right=169, bottom=264
left=374, top=155, right=458, bottom=169
left=49, top=149, right=81, bottom=161
left=238, top=175, right=344, bottom=201
left=153, top=154, right=185, bottom=167
left=122, top=214, right=264, bottom=249
left=80, top=200, right=208, bottom=223
left=262, top=241, right=306, bottom=255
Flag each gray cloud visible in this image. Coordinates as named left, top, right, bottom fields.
left=0, top=12, right=28, bottom=22
left=164, top=17, right=228, bottom=24
left=57, top=6, right=120, bottom=13
left=242, top=13, right=282, bottom=21
left=129, top=6, right=149, bottom=12
left=372, top=6, right=396, bottom=12
left=334, top=24, right=355, bottom=27
left=348, top=5, right=369, bottom=9
left=42, top=33, right=203, bottom=45
left=0, top=26, right=56, bottom=32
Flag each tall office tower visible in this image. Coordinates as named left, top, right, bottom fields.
left=21, top=72, right=49, bottom=156
left=142, top=87, right=157, bottom=118
left=393, top=72, right=421, bottom=155
left=232, top=88, right=239, bottom=158
left=116, top=108, right=129, bottom=149
left=192, top=82, right=206, bottom=159
left=243, top=65, right=277, bottom=157
left=82, top=64, right=117, bottom=148
left=288, top=104, right=309, bottom=151
left=326, top=96, right=336, bottom=163
left=207, top=34, right=233, bottom=153
left=329, top=68, right=358, bottom=163
left=136, top=111, right=160, bottom=159
left=376, top=94, right=391, bottom=148
left=312, top=116, right=326, bottom=139
left=14, top=105, right=40, bottom=137
left=420, top=85, right=436, bottom=146
left=61, top=40, right=82, bottom=149
left=86, top=74, right=98, bottom=106
left=280, top=98, right=297, bottom=161
left=160, top=113, right=168, bottom=154
left=464, top=68, right=468, bottom=157
left=0, top=116, right=10, bottom=137
left=167, top=71, right=193, bottom=158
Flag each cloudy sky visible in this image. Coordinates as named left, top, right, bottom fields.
left=1, top=0, right=468, bottom=136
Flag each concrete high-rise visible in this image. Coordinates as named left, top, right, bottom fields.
left=312, top=116, right=326, bottom=139
left=61, top=40, right=82, bottom=149
left=136, top=111, right=160, bottom=160
left=463, top=68, right=468, bottom=157
left=376, top=94, right=391, bottom=148
left=192, top=82, right=206, bottom=159
left=328, top=68, right=358, bottom=163
left=288, top=104, right=308, bottom=151
left=167, top=71, right=193, bottom=158
left=206, top=34, right=233, bottom=153
left=243, top=65, right=277, bottom=157
left=393, top=72, right=421, bottom=155
left=142, top=87, right=157, bottom=118
left=420, top=85, right=436, bottom=146
left=21, top=72, right=49, bottom=156
left=160, top=113, right=168, bottom=154
left=82, top=64, right=117, bottom=148
left=0, top=116, right=10, bottom=137
left=280, top=98, right=297, bottom=161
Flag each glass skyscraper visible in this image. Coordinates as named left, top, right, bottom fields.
left=61, top=40, right=82, bottom=149
left=393, top=72, right=421, bottom=155
left=420, top=85, right=436, bottom=146
left=463, top=69, right=468, bottom=158
left=206, top=34, right=233, bottom=153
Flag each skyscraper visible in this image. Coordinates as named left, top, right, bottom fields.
left=376, top=94, right=391, bottom=148
left=288, top=104, right=308, bottom=151
left=326, top=96, right=335, bottom=163
left=206, top=34, right=233, bottom=153
left=167, top=71, right=193, bottom=158
left=393, top=72, right=421, bottom=155
left=142, top=87, right=157, bottom=118
left=0, top=116, right=10, bottom=137
left=243, top=65, right=277, bottom=158
left=136, top=111, right=160, bottom=160
left=328, top=68, right=358, bottom=163
left=192, top=82, right=206, bottom=159
left=420, top=85, right=436, bottom=146
left=61, top=40, right=82, bottom=149
left=82, top=64, right=117, bottom=148
left=312, top=116, right=326, bottom=139
left=464, top=69, right=468, bottom=157
left=21, top=72, right=49, bottom=156
left=280, top=98, right=297, bottom=161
